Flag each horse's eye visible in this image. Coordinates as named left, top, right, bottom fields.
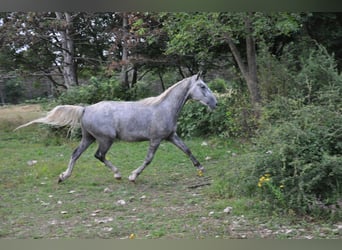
left=200, top=84, right=206, bottom=89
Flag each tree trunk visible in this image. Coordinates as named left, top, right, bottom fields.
left=131, top=65, right=138, bottom=88
left=120, top=12, right=129, bottom=88
left=55, top=12, right=78, bottom=89
left=225, top=13, right=262, bottom=118
left=245, top=13, right=262, bottom=116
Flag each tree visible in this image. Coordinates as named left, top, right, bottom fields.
left=107, top=12, right=171, bottom=91
left=0, top=12, right=119, bottom=91
left=163, top=12, right=302, bottom=116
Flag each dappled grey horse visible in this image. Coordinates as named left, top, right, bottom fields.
left=15, top=73, right=217, bottom=183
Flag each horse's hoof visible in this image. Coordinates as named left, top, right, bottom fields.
left=198, top=167, right=205, bottom=172
left=114, top=174, right=122, bottom=180
left=128, top=174, right=136, bottom=182
left=58, top=177, right=63, bottom=184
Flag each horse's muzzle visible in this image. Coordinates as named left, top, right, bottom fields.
left=208, top=98, right=218, bottom=110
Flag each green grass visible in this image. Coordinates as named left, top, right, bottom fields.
left=0, top=105, right=341, bottom=239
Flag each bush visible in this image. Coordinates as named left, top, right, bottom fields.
left=295, top=44, right=342, bottom=103
left=208, top=78, right=228, bottom=93
left=58, top=76, right=125, bottom=105
left=258, top=42, right=341, bottom=105
left=209, top=43, right=342, bottom=219
left=177, top=100, right=225, bottom=138
left=253, top=101, right=342, bottom=217
left=252, top=43, right=342, bottom=217
left=4, top=77, right=24, bottom=104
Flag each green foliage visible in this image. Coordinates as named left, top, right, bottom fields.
left=295, top=44, right=342, bottom=103
left=259, top=41, right=341, bottom=105
left=58, top=77, right=124, bottom=105
left=208, top=78, right=228, bottom=93
left=258, top=47, right=295, bottom=101
left=254, top=98, right=342, bottom=217
left=211, top=94, right=342, bottom=220
left=4, top=77, right=24, bottom=104
left=253, top=46, right=342, bottom=217
left=210, top=43, right=342, bottom=220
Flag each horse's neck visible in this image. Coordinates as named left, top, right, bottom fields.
left=160, top=79, right=191, bottom=118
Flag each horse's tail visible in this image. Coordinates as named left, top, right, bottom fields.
left=14, top=105, right=85, bottom=131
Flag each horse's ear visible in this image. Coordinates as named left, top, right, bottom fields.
left=196, top=71, right=202, bottom=80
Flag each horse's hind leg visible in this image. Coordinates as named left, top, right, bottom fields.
left=94, top=138, right=122, bottom=180
left=58, top=131, right=95, bottom=183
left=129, top=139, right=161, bottom=182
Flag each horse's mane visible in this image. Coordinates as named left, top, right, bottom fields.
left=139, top=77, right=190, bottom=105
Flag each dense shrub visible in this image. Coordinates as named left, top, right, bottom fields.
left=258, top=42, right=341, bottom=104
left=4, top=77, right=24, bottom=104
left=210, top=44, right=342, bottom=220
left=208, top=78, right=228, bottom=93
left=252, top=44, right=342, bottom=217
left=294, top=44, right=342, bottom=103
left=254, top=102, right=342, bottom=217
left=58, top=77, right=125, bottom=105
left=177, top=100, right=226, bottom=138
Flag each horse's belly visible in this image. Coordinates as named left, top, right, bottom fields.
left=116, top=117, right=151, bottom=141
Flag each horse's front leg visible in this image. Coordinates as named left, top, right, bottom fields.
left=129, top=139, right=161, bottom=182
left=167, top=133, right=205, bottom=172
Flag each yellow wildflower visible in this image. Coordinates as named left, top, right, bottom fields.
left=129, top=233, right=136, bottom=239
left=258, top=174, right=271, bottom=187
left=198, top=169, right=203, bottom=177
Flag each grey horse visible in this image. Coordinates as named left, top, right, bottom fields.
left=15, top=73, right=217, bottom=183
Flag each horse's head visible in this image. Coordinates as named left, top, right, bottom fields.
left=188, top=73, right=217, bottom=110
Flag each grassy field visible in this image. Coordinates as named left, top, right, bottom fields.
left=0, top=105, right=341, bottom=239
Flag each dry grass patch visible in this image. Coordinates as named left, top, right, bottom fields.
left=0, top=104, right=43, bottom=130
